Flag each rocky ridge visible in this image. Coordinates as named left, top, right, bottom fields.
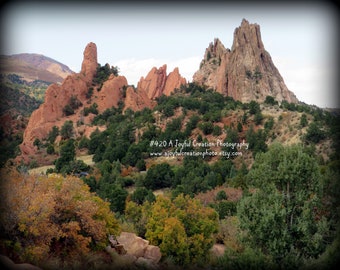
left=137, top=64, right=186, bottom=99
left=193, top=19, right=298, bottom=103
left=17, top=43, right=185, bottom=165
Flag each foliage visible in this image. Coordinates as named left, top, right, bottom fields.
left=213, top=247, right=275, bottom=270
left=245, top=125, right=267, bottom=156
left=248, top=100, right=260, bottom=115
left=300, top=113, right=308, bottom=128
left=0, top=169, right=121, bottom=264
left=264, top=116, right=274, bottom=131
left=264, top=95, right=278, bottom=106
left=143, top=163, right=174, bottom=190
left=92, top=63, right=119, bottom=87
left=213, top=201, right=237, bottom=219
left=145, top=194, right=218, bottom=266
left=130, top=187, right=155, bottom=205
left=54, top=139, right=76, bottom=172
left=216, top=190, right=227, bottom=201
left=0, top=78, right=42, bottom=115
left=83, top=103, right=98, bottom=116
left=60, top=120, right=74, bottom=140
left=254, top=111, right=263, bottom=125
left=245, top=67, right=262, bottom=84
left=199, top=121, right=214, bottom=135
left=238, top=143, right=329, bottom=265
left=304, top=122, right=326, bottom=144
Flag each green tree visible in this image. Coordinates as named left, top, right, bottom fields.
left=300, top=113, right=308, bottom=128
left=131, top=187, right=155, bottom=205
left=237, top=122, right=243, bottom=132
left=216, top=190, right=227, bottom=201
left=264, top=117, right=274, bottom=131
left=60, top=120, right=74, bottom=140
left=55, top=139, right=76, bottom=172
left=237, top=143, right=329, bottom=265
left=98, top=183, right=128, bottom=214
left=145, top=194, right=218, bottom=266
left=305, top=122, right=326, bottom=144
left=47, top=126, right=59, bottom=144
left=254, top=111, right=263, bottom=125
left=63, top=104, right=74, bottom=116
left=264, top=95, right=278, bottom=106
left=143, top=163, right=174, bottom=190
left=199, top=121, right=214, bottom=135
left=249, top=100, right=260, bottom=115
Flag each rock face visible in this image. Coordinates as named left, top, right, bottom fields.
left=17, top=42, right=129, bottom=165
left=113, top=232, right=161, bottom=267
left=124, top=86, right=155, bottom=112
left=16, top=42, right=185, bottom=165
left=193, top=19, right=298, bottom=103
left=137, top=64, right=186, bottom=99
left=80, top=42, right=98, bottom=83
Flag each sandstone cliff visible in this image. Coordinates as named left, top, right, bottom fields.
left=16, top=43, right=185, bottom=165
left=137, top=64, right=186, bottom=99
left=193, top=19, right=298, bottom=103
left=17, top=43, right=97, bottom=163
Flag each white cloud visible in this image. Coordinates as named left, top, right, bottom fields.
left=116, top=56, right=201, bottom=87
left=274, top=57, right=336, bottom=108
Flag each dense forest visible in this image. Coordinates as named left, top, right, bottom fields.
left=1, top=73, right=340, bottom=269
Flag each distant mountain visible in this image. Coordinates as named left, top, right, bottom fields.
left=0, top=53, right=74, bottom=84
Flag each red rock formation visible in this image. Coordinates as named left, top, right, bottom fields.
left=193, top=19, right=298, bottom=103
left=81, top=42, right=98, bottom=83
left=17, top=43, right=98, bottom=163
left=95, top=74, right=128, bottom=111
left=163, top=67, right=187, bottom=96
left=124, top=86, right=156, bottom=112
left=137, top=64, right=186, bottom=99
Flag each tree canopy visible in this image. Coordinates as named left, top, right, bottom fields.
left=0, top=169, right=121, bottom=263
left=238, top=143, right=328, bottom=266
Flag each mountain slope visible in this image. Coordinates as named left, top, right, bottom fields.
left=0, top=53, right=74, bottom=84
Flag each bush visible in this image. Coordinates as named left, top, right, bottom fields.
left=305, top=122, right=326, bottom=144
left=143, top=163, right=174, bottom=190
left=264, top=95, right=278, bottom=106
left=199, top=121, right=214, bottom=135
left=0, top=170, right=121, bottom=263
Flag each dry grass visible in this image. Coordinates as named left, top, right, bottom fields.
left=28, top=154, right=94, bottom=175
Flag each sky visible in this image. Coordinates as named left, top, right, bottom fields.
left=1, top=1, right=339, bottom=108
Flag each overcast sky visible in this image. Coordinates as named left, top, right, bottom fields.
left=1, top=1, right=338, bottom=108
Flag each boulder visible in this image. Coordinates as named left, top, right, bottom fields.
left=117, top=232, right=149, bottom=258
left=144, top=245, right=162, bottom=264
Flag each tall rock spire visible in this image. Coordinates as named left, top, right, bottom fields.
left=193, top=19, right=298, bottom=103
left=81, top=42, right=98, bottom=83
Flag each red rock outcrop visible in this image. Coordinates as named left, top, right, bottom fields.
left=81, top=42, right=98, bottom=83
left=124, top=86, right=156, bottom=112
left=193, top=19, right=298, bottom=103
left=17, top=42, right=129, bottom=165
left=137, top=64, right=186, bottom=99
left=95, top=74, right=128, bottom=111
